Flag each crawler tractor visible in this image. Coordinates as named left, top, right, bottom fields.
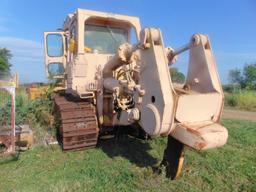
left=44, top=9, right=228, bottom=179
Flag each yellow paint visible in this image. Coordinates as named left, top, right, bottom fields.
left=69, top=38, right=77, bottom=53
left=27, top=85, right=65, bottom=100
left=28, top=87, right=48, bottom=100
left=175, top=154, right=184, bottom=178
left=84, top=46, right=92, bottom=53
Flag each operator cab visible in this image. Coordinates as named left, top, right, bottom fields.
left=44, top=9, right=141, bottom=76
left=44, top=9, right=141, bottom=97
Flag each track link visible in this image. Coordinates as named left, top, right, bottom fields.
left=54, top=95, right=99, bottom=151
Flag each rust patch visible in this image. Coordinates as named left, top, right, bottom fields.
left=54, top=94, right=99, bottom=151
left=0, top=135, right=12, bottom=152
left=194, top=141, right=207, bottom=150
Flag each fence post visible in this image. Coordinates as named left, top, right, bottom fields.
left=11, top=87, right=15, bottom=152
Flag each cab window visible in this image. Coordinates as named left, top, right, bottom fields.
left=46, top=34, right=64, bottom=57
left=84, top=24, right=128, bottom=54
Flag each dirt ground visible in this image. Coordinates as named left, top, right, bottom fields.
left=222, top=108, right=256, bottom=122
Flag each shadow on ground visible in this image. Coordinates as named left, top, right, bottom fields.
left=98, top=133, right=158, bottom=168
left=0, top=151, right=20, bottom=165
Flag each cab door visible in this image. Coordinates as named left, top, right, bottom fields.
left=44, top=32, right=66, bottom=78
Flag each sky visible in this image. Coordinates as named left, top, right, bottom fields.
left=0, top=0, right=255, bottom=84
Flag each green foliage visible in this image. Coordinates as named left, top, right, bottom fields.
left=222, top=84, right=241, bottom=93
left=0, top=47, right=12, bottom=73
left=228, top=68, right=242, bottom=84
left=0, top=88, right=53, bottom=137
left=14, top=90, right=53, bottom=126
left=0, top=90, right=33, bottom=125
left=226, top=94, right=238, bottom=107
left=15, top=91, right=31, bottom=124
left=225, top=91, right=256, bottom=111
left=243, top=64, right=256, bottom=90
left=0, top=95, right=11, bottom=126
left=0, top=57, right=9, bottom=72
left=228, top=63, right=256, bottom=90
left=169, top=67, right=185, bottom=84
left=0, top=120, right=255, bottom=192
left=28, top=98, right=53, bottom=127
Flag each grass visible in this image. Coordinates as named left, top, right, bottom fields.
left=0, top=119, right=255, bottom=192
left=225, top=90, right=256, bottom=111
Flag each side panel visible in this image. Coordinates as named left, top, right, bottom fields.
left=138, top=28, right=175, bottom=136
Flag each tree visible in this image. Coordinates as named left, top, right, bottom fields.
left=228, top=68, right=242, bottom=84
left=242, top=63, right=256, bottom=90
left=169, top=67, right=185, bottom=84
left=0, top=48, right=12, bottom=73
left=228, top=63, right=256, bottom=90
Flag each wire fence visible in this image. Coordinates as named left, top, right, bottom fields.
left=0, top=74, right=16, bottom=153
